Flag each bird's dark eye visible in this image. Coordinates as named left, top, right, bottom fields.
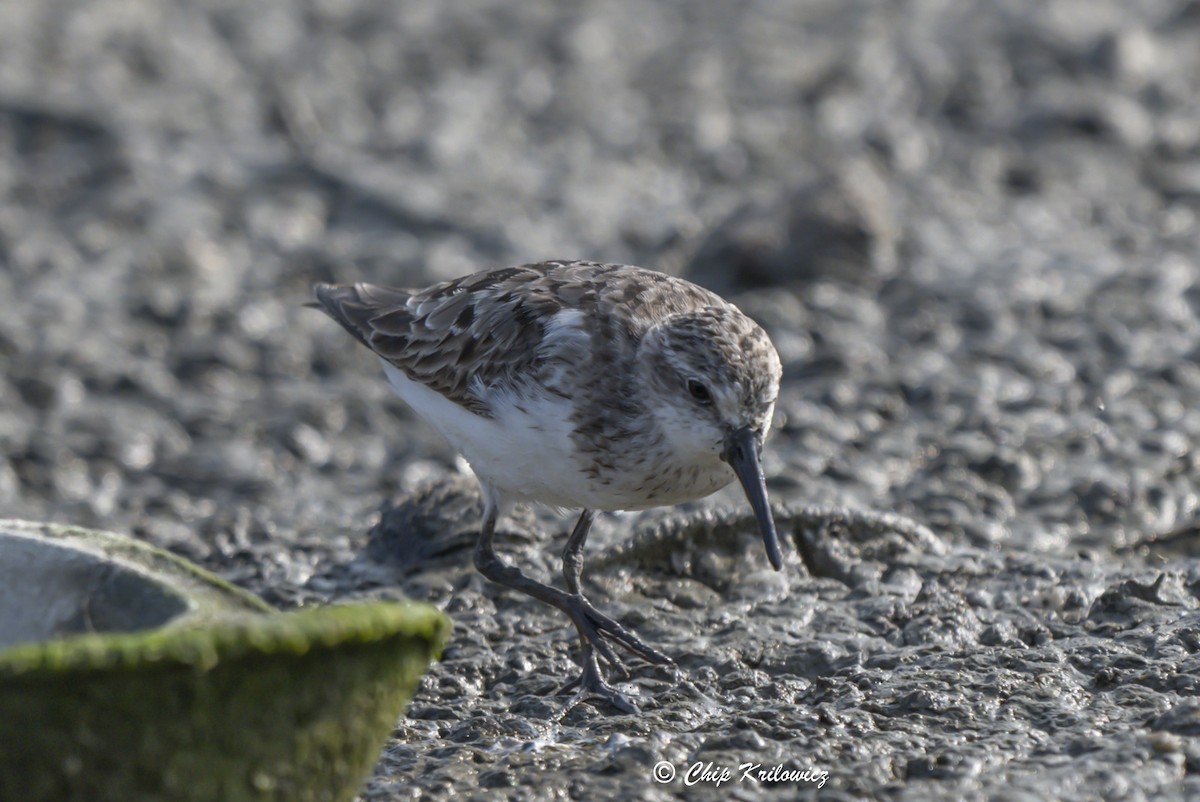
left=687, top=379, right=712, bottom=405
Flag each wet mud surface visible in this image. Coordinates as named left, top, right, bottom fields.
left=3, top=0, right=1200, bottom=799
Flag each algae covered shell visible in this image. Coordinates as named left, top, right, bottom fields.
left=0, top=520, right=450, bottom=802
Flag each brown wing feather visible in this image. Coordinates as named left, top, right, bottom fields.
left=312, top=260, right=723, bottom=418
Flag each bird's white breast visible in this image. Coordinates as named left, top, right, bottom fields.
left=381, top=360, right=611, bottom=508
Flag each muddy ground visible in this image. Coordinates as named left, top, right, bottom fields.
left=3, top=0, right=1200, bottom=799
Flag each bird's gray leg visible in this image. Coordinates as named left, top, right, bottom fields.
left=560, top=509, right=628, bottom=678
left=561, top=509, right=595, bottom=595
left=559, top=508, right=674, bottom=669
left=560, top=510, right=670, bottom=662
left=472, top=501, right=671, bottom=714
left=474, top=502, right=670, bottom=664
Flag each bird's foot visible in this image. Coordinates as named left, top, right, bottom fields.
left=552, top=647, right=640, bottom=718
left=548, top=593, right=674, bottom=717
left=560, top=592, right=674, bottom=668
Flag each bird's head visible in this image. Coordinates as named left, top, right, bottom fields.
left=639, top=306, right=784, bottom=569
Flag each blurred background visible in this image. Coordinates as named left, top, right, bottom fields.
left=3, top=0, right=1198, bottom=558
left=2, top=0, right=1200, bottom=796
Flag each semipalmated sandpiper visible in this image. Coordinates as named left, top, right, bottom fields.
left=314, top=260, right=783, bottom=713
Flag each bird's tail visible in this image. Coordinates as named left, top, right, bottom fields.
left=310, top=282, right=412, bottom=349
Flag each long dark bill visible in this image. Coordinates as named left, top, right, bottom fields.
left=723, top=426, right=784, bottom=571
